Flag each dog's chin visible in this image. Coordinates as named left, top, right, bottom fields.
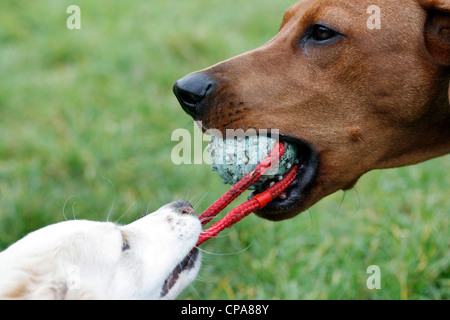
left=160, top=249, right=200, bottom=300
left=249, top=135, right=319, bottom=221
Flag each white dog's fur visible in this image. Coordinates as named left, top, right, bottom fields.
left=0, top=201, right=202, bottom=300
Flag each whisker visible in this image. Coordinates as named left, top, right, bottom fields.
left=113, top=202, right=136, bottom=225
left=183, top=190, right=191, bottom=204
left=72, top=201, right=78, bottom=220
left=352, top=186, right=361, bottom=213
left=335, top=191, right=347, bottom=217
left=184, top=119, right=194, bottom=129
left=197, top=230, right=231, bottom=238
left=193, top=192, right=209, bottom=212
left=193, top=274, right=216, bottom=284
left=187, top=281, right=205, bottom=300
left=62, top=194, right=79, bottom=221
left=196, top=244, right=252, bottom=256
left=307, top=209, right=314, bottom=228
left=102, top=177, right=116, bottom=223
left=146, top=200, right=153, bottom=215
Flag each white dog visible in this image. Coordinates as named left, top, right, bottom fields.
left=0, top=200, right=202, bottom=300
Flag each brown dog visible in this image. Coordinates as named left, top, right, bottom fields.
left=173, top=0, right=450, bottom=221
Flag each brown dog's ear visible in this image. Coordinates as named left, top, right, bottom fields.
left=419, top=0, right=450, bottom=66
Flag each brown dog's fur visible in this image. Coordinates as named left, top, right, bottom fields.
left=178, top=0, right=450, bottom=220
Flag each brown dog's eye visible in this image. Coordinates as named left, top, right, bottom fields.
left=300, top=23, right=344, bottom=50
left=311, top=25, right=337, bottom=41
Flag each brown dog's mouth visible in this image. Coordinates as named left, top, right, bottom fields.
left=249, top=135, right=319, bottom=220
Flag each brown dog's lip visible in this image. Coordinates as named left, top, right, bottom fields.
left=250, top=135, right=319, bottom=221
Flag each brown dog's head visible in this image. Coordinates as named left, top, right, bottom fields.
left=174, top=0, right=450, bottom=221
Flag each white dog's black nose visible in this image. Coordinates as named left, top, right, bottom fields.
left=169, top=200, right=194, bottom=215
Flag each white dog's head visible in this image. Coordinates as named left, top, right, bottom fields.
left=0, top=200, right=202, bottom=300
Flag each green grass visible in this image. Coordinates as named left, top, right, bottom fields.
left=0, top=0, right=449, bottom=300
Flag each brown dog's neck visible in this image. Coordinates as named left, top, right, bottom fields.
left=426, top=80, right=450, bottom=154
left=378, top=77, right=450, bottom=169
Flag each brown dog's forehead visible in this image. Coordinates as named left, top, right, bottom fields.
left=282, top=0, right=359, bottom=24
left=282, top=0, right=424, bottom=30
left=278, top=0, right=426, bottom=56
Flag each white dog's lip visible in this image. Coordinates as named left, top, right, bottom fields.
left=160, top=248, right=199, bottom=298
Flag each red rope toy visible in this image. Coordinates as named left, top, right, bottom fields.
left=196, top=142, right=299, bottom=246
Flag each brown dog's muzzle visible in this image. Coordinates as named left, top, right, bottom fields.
left=173, top=71, right=320, bottom=221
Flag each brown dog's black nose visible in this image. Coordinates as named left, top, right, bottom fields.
left=173, top=73, right=216, bottom=117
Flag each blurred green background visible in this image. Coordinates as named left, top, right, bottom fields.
left=0, top=0, right=448, bottom=300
